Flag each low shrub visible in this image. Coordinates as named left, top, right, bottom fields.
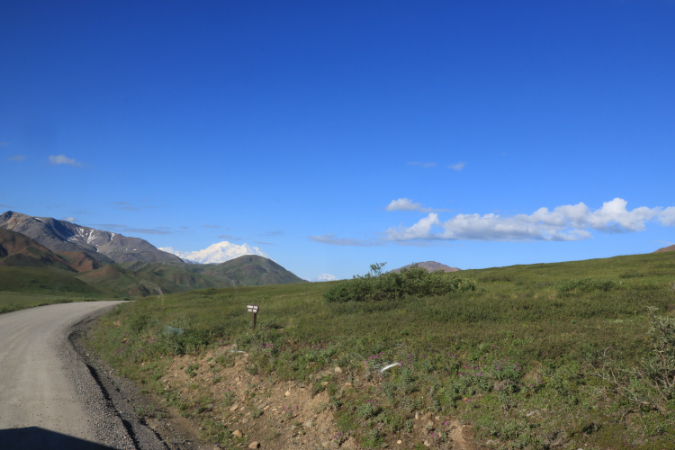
left=557, top=278, right=619, bottom=293
left=591, top=307, right=675, bottom=413
left=324, top=263, right=476, bottom=303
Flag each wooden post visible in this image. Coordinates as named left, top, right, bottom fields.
left=247, top=304, right=259, bottom=330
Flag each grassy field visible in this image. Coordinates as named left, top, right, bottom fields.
left=0, top=266, right=110, bottom=297
left=85, top=251, right=675, bottom=449
left=0, top=290, right=105, bottom=314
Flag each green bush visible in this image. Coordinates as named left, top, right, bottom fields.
left=557, top=278, right=619, bottom=293
left=592, top=307, right=675, bottom=413
left=324, top=263, right=476, bottom=303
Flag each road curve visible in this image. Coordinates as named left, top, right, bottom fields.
left=0, top=301, right=133, bottom=449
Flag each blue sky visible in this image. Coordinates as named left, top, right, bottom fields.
left=1, top=0, right=673, bottom=280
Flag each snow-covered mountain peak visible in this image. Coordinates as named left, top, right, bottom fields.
left=160, top=241, right=270, bottom=264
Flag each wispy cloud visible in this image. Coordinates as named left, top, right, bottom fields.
left=60, top=216, right=76, bottom=222
left=218, top=234, right=241, bottom=240
left=124, top=228, right=171, bottom=235
left=385, top=198, right=451, bottom=213
left=49, top=154, right=82, bottom=166
left=309, top=234, right=383, bottom=246
left=448, top=162, right=466, bottom=171
left=0, top=203, right=12, bottom=208
left=407, top=162, right=437, bottom=168
left=6, top=155, right=25, bottom=162
left=253, top=241, right=275, bottom=245
left=97, top=223, right=128, bottom=229
left=384, top=198, right=675, bottom=242
left=95, top=223, right=171, bottom=235
left=394, top=241, right=453, bottom=247
left=261, top=230, right=283, bottom=237
left=202, top=225, right=221, bottom=229
left=114, top=201, right=154, bottom=211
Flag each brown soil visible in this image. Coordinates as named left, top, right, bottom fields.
left=158, top=345, right=477, bottom=450
left=0, top=228, right=73, bottom=271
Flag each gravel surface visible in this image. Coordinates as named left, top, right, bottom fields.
left=70, top=310, right=199, bottom=450
left=0, top=301, right=169, bottom=450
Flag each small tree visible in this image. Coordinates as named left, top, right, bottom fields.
left=324, top=263, right=476, bottom=303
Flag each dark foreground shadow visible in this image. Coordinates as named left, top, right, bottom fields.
left=0, top=427, right=118, bottom=450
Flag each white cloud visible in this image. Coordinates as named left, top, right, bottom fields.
left=384, top=198, right=675, bottom=242
left=309, top=234, right=382, bottom=246
left=7, top=155, right=25, bottom=162
left=49, top=154, right=81, bottom=166
left=659, top=207, right=675, bottom=227
left=385, top=198, right=451, bottom=213
left=448, top=162, right=465, bottom=171
left=314, top=274, right=338, bottom=282
left=386, top=198, right=425, bottom=212
left=160, top=241, right=270, bottom=264
left=60, top=216, right=76, bottom=222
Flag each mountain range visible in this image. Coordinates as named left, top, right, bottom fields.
left=0, top=211, right=305, bottom=297
left=0, top=211, right=183, bottom=264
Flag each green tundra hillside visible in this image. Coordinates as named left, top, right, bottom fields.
left=87, top=250, right=675, bottom=450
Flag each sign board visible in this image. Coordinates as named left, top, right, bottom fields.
left=247, top=304, right=259, bottom=329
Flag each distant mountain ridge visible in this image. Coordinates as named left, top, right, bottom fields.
left=0, top=212, right=306, bottom=297
left=75, top=255, right=305, bottom=296
left=198, top=255, right=305, bottom=286
left=389, top=261, right=460, bottom=273
left=654, top=245, right=675, bottom=253
left=0, top=211, right=183, bottom=264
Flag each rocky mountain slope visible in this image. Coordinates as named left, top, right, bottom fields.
left=0, top=228, right=74, bottom=271
left=654, top=244, right=675, bottom=253
left=389, top=261, right=461, bottom=273
left=0, top=211, right=183, bottom=264
left=57, top=251, right=105, bottom=272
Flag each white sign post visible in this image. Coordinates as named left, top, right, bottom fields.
left=247, top=304, right=259, bottom=329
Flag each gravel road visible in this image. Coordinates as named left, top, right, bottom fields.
left=0, top=301, right=167, bottom=450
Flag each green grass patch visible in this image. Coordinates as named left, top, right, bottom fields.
left=0, top=291, right=104, bottom=314
left=86, top=251, right=675, bottom=449
left=0, top=266, right=108, bottom=297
